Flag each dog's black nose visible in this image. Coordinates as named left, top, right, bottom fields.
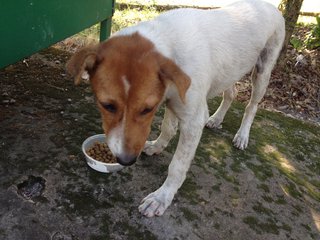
left=116, top=155, right=137, bottom=166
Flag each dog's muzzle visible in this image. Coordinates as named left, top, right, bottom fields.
left=116, top=154, right=137, bottom=166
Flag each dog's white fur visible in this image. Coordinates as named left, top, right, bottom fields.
left=114, top=0, right=285, bottom=217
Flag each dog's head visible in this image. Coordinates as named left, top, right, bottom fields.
left=66, top=33, right=190, bottom=166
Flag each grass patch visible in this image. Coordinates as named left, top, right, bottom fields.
left=113, top=3, right=160, bottom=33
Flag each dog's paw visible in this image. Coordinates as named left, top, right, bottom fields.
left=206, top=115, right=223, bottom=129
left=233, top=132, right=249, bottom=150
left=138, top=189, right=173, bottom=217
left=143, top=141, right=164, bottom=156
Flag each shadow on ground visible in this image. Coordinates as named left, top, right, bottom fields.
left=0, top=49, right=319, bottom=240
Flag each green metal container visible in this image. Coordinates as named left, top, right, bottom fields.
left=0, top=0, right=114, bottom=69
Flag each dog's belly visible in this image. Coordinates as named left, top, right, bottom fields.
left=206, top=64, right=252, bottom=99
left=206, top=79, right=236, bottom=99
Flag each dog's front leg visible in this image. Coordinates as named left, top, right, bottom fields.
left=144, top=106, right=178, bottom=156
left=139, top=120, right=204, bottom=217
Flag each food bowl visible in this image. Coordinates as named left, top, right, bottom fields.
left=82, top=134, right=124, bottom=173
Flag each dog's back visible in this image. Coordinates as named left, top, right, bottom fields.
left=117, top=0, right=284, bottom=97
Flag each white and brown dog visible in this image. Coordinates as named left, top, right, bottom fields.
left=67, top=0, right=285, bottom=217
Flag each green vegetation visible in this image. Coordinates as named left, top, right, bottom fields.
left=69, top=2, right=161, bottom=42
left=69, top=2, right=320, bottom=53
left=305, top=16, right=320, bottom=49
left=291, top=16, right=320, bottom=50
left=112, top=3, right=160, bottom=33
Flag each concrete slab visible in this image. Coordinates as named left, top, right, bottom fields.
left=0, top=48, right=319, bottom=240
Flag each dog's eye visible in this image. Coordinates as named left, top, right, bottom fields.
left=102, top=103, right=117, bottom=113
left=140, top=107, right=153, bottom=115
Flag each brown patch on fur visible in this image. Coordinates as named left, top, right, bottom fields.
left=157, top=54, right=191, bottom=103
left=66, top=32, right=191, bottom=157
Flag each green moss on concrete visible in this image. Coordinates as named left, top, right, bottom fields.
left=155, top=97, right=319, bottom=209
left=214, top=223, right=221, bottom=229
left=262, top=195, right=274, bottom=203
left=204, top=97, right=320, bottom=203
left=108, top=189, right=134, bottom=204
left=211, top=182, right=222, bottom=192
left=292, top=204, right=304, bottom=213
left=243, top=216, right=291, bottom=235
left=180, top=207, right=199, bottom=221
left=301, top=223, right=312, bottom=231
left=113, top=221, right=157, bottom=240
left=257, top=183, right=270, bottom=193
left=56, top=189, right=112, bottom=216
left=246, top=162, right=274, bottom=181
left=179, top=177, right=202, bottom=204
left=0, top=229, right=7, bottom=238
left=90, top=215, right=112, bottom=240
left=283, top=181, right=303, bottom=199
left=252, top=202, right=274, bottom=216
left=214, top=207, right=235, bottom=218
left=274, top=195, right=287, bottom=205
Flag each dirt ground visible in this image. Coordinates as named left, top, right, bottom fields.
left=237, top=41, right=320, bottom=126
left=0, top=47, right=319, bottom=240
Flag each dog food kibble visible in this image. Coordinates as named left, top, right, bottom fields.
left=86, top=142, right=117, bottom=163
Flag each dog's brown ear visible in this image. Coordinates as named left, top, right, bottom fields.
left=157, top=55, right=191, bottom=103
left=66, top=45, right=99, bottom=85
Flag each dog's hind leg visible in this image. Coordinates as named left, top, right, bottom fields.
left=206, top=85, right=238, bottom=129
left=144, top=106, right=178, bottom=156
left=233, top=33, right=284, bottom=150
